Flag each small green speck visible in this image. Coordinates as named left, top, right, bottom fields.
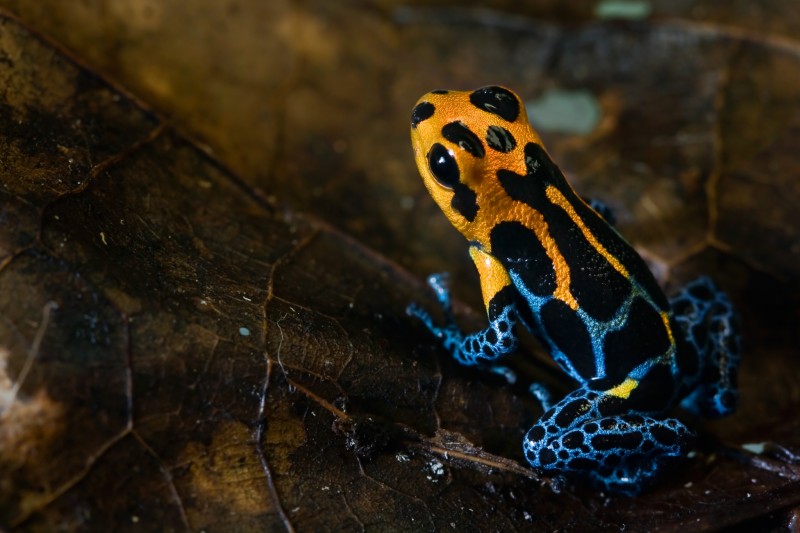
left=741, top=442, right=766, bottom=455
left=526, top=89, right=601, bottom=135
left=239, top=327, right=251, bottom=337
left=594, top=0, right=652, bottom=20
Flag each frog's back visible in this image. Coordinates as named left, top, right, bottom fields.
left=502, top=150, right=679, bottom=392
left=409, top=86, right=741, bottom=494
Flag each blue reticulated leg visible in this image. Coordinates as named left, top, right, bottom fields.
left=670, top=277, right=741, bottom=418
left=522, top=386, right=693, bottom=495
left=407, top=272, right=519, bottom=368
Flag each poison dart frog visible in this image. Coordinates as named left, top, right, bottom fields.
left=407, top=86, right=741, bottom=495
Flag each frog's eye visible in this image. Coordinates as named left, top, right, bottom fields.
left=427, top=142, right=460, bottom=188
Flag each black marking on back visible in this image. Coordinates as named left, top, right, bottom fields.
left=488, top=285, right=516, bottom=317
left=569, top=192, right=670, bottom=311
left=497, top=168, right=550, bottom=209
left=524, top=142, right=567, bottom=186
left=469, top=86, right=520, bottom=122
left=543, top=203, right=630, bottom=322
left=540, top=299, right=596, bottom=380
left=501, top=142, right=638, bottom=321
left=603, top=297, right=671, bottom=383
left=489, top=221, right=556, bottom=296
left=442, top=121, right=485, bottom=158
left=486, top=125, right=517, bottom=153
left=431, top=89, right=449, bottom=94
left=627, top=364, right=677, bottom=413
left=451, top=183, right=479, bottom=222
left=516, top=143, right=667, bottom=316
left=411, top=101, right=435, bottom=128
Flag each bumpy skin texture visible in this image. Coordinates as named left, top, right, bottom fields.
left=408, top=86, right=741, bottom=495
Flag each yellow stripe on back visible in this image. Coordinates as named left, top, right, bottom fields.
left=545, top=185, right=630, bottom=279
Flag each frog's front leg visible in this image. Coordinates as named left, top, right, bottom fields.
left=407, top=246, right=519, bottom=366
left=523, top=386, right=693, bottom=495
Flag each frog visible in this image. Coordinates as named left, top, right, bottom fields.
left=407, top=85, right=741, bottom=495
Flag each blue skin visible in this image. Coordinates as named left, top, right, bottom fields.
left=409, top=209, right=741, bottom=495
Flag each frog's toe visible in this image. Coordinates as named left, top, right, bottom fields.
left=406, top=302, right=429, bottom=321
left=426, top=273, right=452, bottom=301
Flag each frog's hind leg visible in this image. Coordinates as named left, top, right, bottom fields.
left=522, top=387, right=693, bottom=495
left=670, top=277, right=741, bottom=418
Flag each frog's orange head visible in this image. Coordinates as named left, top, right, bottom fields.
left=410, top=86, right=542, bottom=243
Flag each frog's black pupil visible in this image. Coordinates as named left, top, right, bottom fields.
left=428, top=143, right=459, bottom=188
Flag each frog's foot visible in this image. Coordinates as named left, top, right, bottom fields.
left=522, top=388, right=693, bottom=495
left=408, top=273, right=519, bottom=367
left=670, top=277, right=741, bottom=418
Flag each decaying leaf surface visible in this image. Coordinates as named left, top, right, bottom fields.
left=0, top=3, right=799, bottom=532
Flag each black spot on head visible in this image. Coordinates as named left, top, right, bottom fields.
left=427, top=143, right=459, bottom=188
left=451, top=183, right=479, bottom=222
left=469, top=86, right=520, bottom=122
left=486, top=125, right=517, bottom=153
left=442, top=121, right=485, bottom=158
left=431, top=89, right=449, bottom=94
left=411, top=101, right=435, bottom=128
